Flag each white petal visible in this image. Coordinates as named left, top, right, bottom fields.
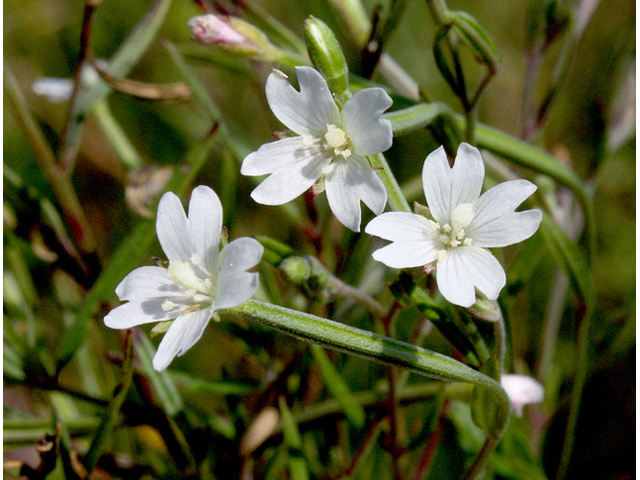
left=468, top=179, right=542, bottom=247
left=365, top=212, right=436, bottom=242
left=156, top=191, right=192, bottom=262
left=436, top=246, right=506, bottom=307
left=366, top=213, right=440, bottom=267
left=324, top=155, right=386, bottom=231
left=104, top=299, right=180, bottom=329
left=265, top=66, right=339, bottom=136
left=187, top=186, right=222, bottom=272
left=501, top=374, right=545, bottom=417
left=152, top=309, right=213, bottom=371
left=215, top=238, right=263, bottom=310
left=341, top=88, right=393, bottom=156
left=241, top=137, right=321, bottom=176
left=423, top=143, right=484, bottom=224
left=115, top=266, right=184, bottom=302
left=372, top=241, right=439, bottom=269
left=249, top=150, right=328, bottom=205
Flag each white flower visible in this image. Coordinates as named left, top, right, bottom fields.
left=365, top=143, right=542, bottom=307
left=104, top=186, right=264, bottom=371
left=241, top=66, right=393, bottom=232
left=501, top=374, right=545, bottom=416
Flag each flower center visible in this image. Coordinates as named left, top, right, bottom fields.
left=324, top=124, right=352, bottom=158
left=162, top=258, right=217, bottom=313
left=429, top=203, right=475, bottom=260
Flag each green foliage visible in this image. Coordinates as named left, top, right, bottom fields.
left=3, top=0, right=633, bottom=479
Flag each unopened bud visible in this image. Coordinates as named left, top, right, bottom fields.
left=188, top=14, right=247, bottom=46
left=187, top=14, right=279, bottom=61
left=304, top=16, right=349, bottom=95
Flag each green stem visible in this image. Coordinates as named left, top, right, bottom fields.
left=275, top=49, right=312, bottom=68
left=93, top=99, right=142, bottom=170
left=459, top=436, right=500, bottom=480
left=3, top=61, right=98, bottom=254
left=83, top=332, right=135, bottom=473
left=370, top=153, right=412, bottom=213
left=425, top=0, right=449, bottom=24
left=556, top=310, right=591, bottom=480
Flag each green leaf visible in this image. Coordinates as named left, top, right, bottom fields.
left=230, top=300, right=510, bottom=438
left=55, top=219, right=156, bottom=373
left=391, top=272, right=482, bottom=367
left=539, top=214, right=595, bottom=314
left=383, top=102, right=456, bottom=136
left=310, top=344, right=366, bottom=429
left=445, top=11, right=500, bottom=73
left=470, top=357, right=502, bottom=436
left=278, top=396, right=310, bottom=480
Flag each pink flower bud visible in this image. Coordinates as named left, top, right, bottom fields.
left=188, top=14, right=247, bottom=46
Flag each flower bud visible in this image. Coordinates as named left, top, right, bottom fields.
left=187, top=14, right=279, bottom=61
left=304, top=16, right=349, bottom=95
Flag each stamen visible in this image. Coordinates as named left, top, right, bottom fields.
left=182, top=304, right=201, bottom=314
left=190, top=253, right=201, bottom=265
left=161, top=300, right=175, bottom=311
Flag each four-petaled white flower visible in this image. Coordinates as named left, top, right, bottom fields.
left=501, top=374, right=545, bottom=417
left=365, top=143, right=542, bottom=307
left=104, top=186, right=264, bottom=371
left=240, top=66, right=393, bottom=232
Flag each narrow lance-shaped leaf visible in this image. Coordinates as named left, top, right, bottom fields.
left=229, top=300, right=511, bottom=438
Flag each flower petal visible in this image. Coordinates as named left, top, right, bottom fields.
left=325, top=155, right=387, bottom=231
left=215, top=237, right=263, bottom=310
left=152, top=309, right=213, bottom=371
left=265, top=66, right=339, bottom=136
left=104, top=298, right=178, bottom=329
left=366, top=213, right=440, bottom=267
left=187, top=186, right=222, bottom=272
left=423, top=143, right=484, bottom=224
left=366, top=212, right=436, bottom=241
left=115, top=266, right=184, bottom=302
left=501, top=374, right=545, bottom=417
left=372, top=242, right=439, bottom=269
left=436, top=246, right=506, bottom=307
left=241, top=137, right=321, bottom=176
left=341, top=88, right=393, bottom=156
left=248, top=150, right=328, bottom=205
left=468, top=179, right=542, bottom=247
left=156, top=191, right=192, bottom=263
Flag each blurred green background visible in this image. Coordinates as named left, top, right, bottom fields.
left=4, top=0, right=635, bottom=479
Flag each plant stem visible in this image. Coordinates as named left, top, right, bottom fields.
left=556, top=308, right=591, bottom=480
left=371, top=153, right=412, bottom=213
left=458, top=436, right=500, bottom=480
left=3, top=62, right=98, bottom=255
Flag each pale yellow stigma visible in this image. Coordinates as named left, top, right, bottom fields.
left=324, top=124, right=352, bottom=158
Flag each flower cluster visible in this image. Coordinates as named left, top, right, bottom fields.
left=105, top=66, right=542, bottom=370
